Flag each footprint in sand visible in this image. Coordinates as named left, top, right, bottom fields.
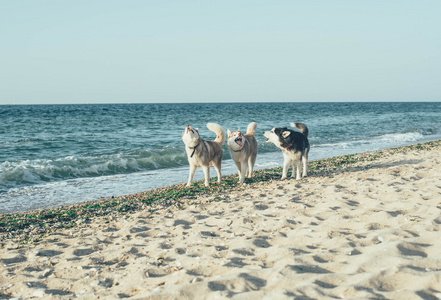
left=146, top=268, right=171, bottom=278
left=173, top=219, right=194, bottom=229
left=35, top=249, right=63, bottom=257
left=288, top=264, right=331, bottom=274
left=73, top=248, right=96, bottom=257
left=312, top=255, right=329, bottom=263
left=252, top=238, right=271, bottom=248
left=129, top=226, right=149, bottom=233
left=232, top=248, right=255, bottom=256
left=1, top=255, right=27, bottom=265
left=254, top=204, right=269, bottom=210
left=207, top=272, right=267, bottom=294
left=396, top=242, right=429, bottom=258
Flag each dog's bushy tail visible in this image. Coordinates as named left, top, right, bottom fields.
left=291, top=122, right=309, bottom=137
left=246, top=122, right=257, bottom=136
left=207, top=123, right=226, bottom=145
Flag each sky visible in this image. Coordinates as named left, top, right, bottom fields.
left=0, top=0, right=440, bottom=105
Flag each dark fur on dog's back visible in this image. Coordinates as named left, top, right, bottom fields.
left=275, top=127, right=309, bottom=153
left=263, top=122, right=310, bottom=180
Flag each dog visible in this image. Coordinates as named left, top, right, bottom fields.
left=227, top=122, right=258, bottom=183
left=182, top=123, right=225, bottom=187
left=263, top=122, right=309, bottom=180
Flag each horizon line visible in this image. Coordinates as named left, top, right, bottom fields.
left=1, top=100, right=440, bottom=106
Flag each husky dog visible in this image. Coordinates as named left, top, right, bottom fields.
left=182, top=123, right=225, bottom=187
left=227, top=122, right=258, bottom=183
left=263, top=122, right=310, bottom=180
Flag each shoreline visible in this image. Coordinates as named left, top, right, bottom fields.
left=0, top=139, right=440, bottom=299
left=1, top=140, right=440, bottom=244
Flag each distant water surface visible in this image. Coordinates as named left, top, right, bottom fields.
left=1, top=102, right=440, bottom=214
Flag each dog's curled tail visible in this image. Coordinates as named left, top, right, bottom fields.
left=291, top=122, right=309, bottom=137
left=207, top=123, right=226, bottom=145
left=245, top=122, right=257, bottom=136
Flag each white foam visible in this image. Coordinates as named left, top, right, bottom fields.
left=374, top=132, right=424, bottom=144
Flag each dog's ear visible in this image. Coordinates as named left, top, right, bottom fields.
left=195, top=128, right=199, bottom=133
left=282, top=131, right=291, bottom=138
left=227, top=129, right=231, bottom=136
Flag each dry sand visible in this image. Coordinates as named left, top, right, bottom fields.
left=1, top=145, right=441, bottom=299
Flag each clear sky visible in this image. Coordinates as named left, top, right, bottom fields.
left=1, top=1, right=440, bottom=104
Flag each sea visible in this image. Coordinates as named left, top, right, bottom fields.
left=1, top=102, right=440, bottom=214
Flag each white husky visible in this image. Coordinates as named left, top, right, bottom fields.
left=182, top=123, right=225, bottom=187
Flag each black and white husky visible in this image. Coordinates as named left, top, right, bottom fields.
left=182, top=123, right=225, bottom=187
left=263, top=123, right=310, bottom=180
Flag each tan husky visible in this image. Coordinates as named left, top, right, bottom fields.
left=227, top=122, right=258, bottom=183
left=182, top=123, right=225, bottom=187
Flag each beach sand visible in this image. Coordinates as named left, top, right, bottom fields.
left=1, top=143, right=441, bottom=299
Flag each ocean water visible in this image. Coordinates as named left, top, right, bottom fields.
left=1, top=102, right=440, bottom=214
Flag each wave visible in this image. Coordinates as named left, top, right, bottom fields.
left=321, top=130, right=424, bottom=146
left=373, top=131, right=425, bottom=144
left=311, top=131, right=431, bottom=160
left=0, top=147, right=188, bottom=191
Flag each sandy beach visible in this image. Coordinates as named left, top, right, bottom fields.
left=1, top=142, right=441, bottom=299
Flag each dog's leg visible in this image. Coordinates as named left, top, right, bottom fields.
left=290, top=161, right=295, bottom=178
left=202, top=166, right=210, bottom=186
left=302, top=158, right=308, bottom=177
left=234, top=161, right=242, bottom=181
left=295, top=160, right=301, bottom=180
left=187, top=164, right=197, bottom=187
left=302, top=156, right=308, bottom=178
left=213, top=159, right=222, bottom=184
left=281, top=159, right=290, bottom=180
left=247, top=156, right=255, bottom=178
left=240, top=161, right=248, bottom=183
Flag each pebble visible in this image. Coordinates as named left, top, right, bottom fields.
left=90, top=280, right=100, bottom=287
left=0, top=283, right=14, bottom=290
left=33, top=289, right=45, bottom=298
left=191, top=277, right=203, bottom=283
left=42, top=268, right=54, bottom=277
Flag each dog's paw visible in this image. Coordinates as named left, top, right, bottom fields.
left=281, top=176, right=287, bottom=180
